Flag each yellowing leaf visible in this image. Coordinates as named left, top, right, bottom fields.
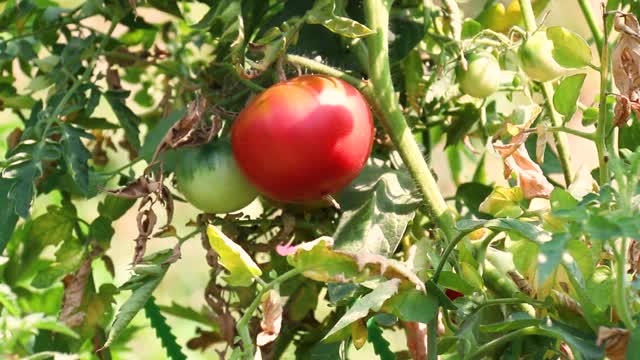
left=479, top=186, right=525, bottom=218
left=207, top=225, right=262, bottom=287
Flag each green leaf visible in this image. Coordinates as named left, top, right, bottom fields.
left=325, top=279, right=400, bottom=338
left=158, top=301, right=218, bottom=329
left=147, top=0, right=182, bottom=17
left=102, top=250, right=170, bottom=349
left=32, top=236, right=86, bottom=288
left=456, top=182, right=493, bottom=218
left=334, top=160, right=420, bottom=256
left=0, top=178, right=19, bottom=253
left=437, top=271, right=477, bottom=295
left=0, top=284, right=20, bottom=316
left=144, top=296, right=187, bottom=360
left=550, top=188, right=579, bottom=212
left=584, top=214, right=623, bottom=241
left=385, top=288, right=438, bottom=323
left=546, top=26, right=592, bottom=69
left=207, top=225, right=261, bottom=287
left=26, top=313, right=79, bottom=339
left=553, top=74, right=586, bottom=117
left=61, top=124, right=93, bottom=194
left=30, top=204, right=76, bottom=247
left=537, top=233, right=569, bottom=286
left=457, top=218, right=551, bottom=244
left=478, top=186, right=524, bottom=218
left=446, top=104, right=480, bottom=148
left=307, top=1, right=374, bottom=38
left=98, top=196, right=136, bottom=221
left=367, top=317, right=396, bottom=360
left=461, top=19, right=482, bottom=39
left=105, top=90, right=141, bottom=150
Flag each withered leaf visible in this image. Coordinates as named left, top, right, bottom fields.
left=133, top=209, right=157, bottom=264
left=151, top=97, right=222, bottom=164
left=256, top=290, right=283, bottom=347
left=494, top=141, right=554, bottom=199
left=612, top=13, right=640, bottom=127
left=100, top=176, right=162, bottom=199
left=628, top=240, right=640, bottom=274
left=596, top=327, right=630, bottom=360
left=59, top=258, right=92, bottom=328
left=187, top=327, right=223, bottom=351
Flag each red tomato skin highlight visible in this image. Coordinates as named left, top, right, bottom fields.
left=231, top=75, right=374, bottom=202
left=445, top=289, right=464, bottom=301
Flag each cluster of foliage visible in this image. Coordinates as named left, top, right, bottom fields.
left=3, top=0, right=640, bottom=359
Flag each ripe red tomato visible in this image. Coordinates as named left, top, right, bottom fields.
left=231, top=75, right=374, bottom=202
left=445, top=288, right=464, bottom=301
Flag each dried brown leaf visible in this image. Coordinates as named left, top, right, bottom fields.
left=597, top=327, right=630, bottom=360
left=6, top=128, right=22, bottom=151
left=106, top=68, right=122, bottom=90
left=628, top=240, right=640, bottom=274
left=613, top=13, right=640, bottom=127
left=186, top=327, right=223, bottom=351
left=100, top=176, right=161, bottom=199
left=133, top=209, right=157, bottom=264
left=494, top=141, right=553, bottom=199
left=256, top=290, right=283, bottom=347
left=151, top=97, right=222, bottom=164
left=59, top=258, right=92, bottom=327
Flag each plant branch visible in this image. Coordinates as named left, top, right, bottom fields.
left=596, top=5, right=611, bottom=184
left=524, top=126, right=596, bottom=141
left=614, top=239, right=635, bottom=328
left=519, top=0, right=574, bottom=186
left=577, top=0, right=604, bottom=54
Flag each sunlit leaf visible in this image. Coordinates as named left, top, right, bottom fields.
left=206, top=225, right=261, bottom=287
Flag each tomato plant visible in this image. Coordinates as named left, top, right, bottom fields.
left=232, top=75, right=374, bottom=203
left=175, top=140, right=258, bottom=214
left=2, top=1, right=640, bottom=360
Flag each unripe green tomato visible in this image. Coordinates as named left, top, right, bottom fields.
left=456, top=52, right=501, bottom=98
left=518, top=31, right=564, bottom=82
left=175, top=140, right=258, bottom=214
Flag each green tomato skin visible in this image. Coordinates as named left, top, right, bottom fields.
left=518, top=31, right=564, bottom=82
left=457, top=53, right=501, bottom=98
left=175, top=141, right=258, bottom=214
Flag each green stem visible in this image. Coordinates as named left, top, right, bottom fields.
left=527, top=126, right=596, bottom=141
left=432, top=231, right=468, bottom=283
left=596, top=10, right=611, bottom=184
left=468, top=327, right=545, bottom=359
left=284, top=54, right=367, bottom=90
left=364, top=0, right=456, bottom=241
left=519, top=0, right=574, bottom=186
left=236, top=269, right=301, bottom=358
left=577, top=0, right=604, bottom=54
left=614, top=239, right=635, bottom=329
left=427, top=319, right=438, bottom=360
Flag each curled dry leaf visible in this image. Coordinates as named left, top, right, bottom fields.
left=596, top=327, right=630, bottom=360
left=256, top=290, right=284, bottom=347
left=612, top=13, right=640, bottom=127
left=100, top=176, right=162, bottom=199
left=133, top=209, right=157, bottom=264
left=59, top=258, right=92, bottom=328
left=628, top=240, right=640, bottom=275
left=151, top=97, right=222, bottom=164
left=493, top=140, right=554, bottom=199
left=6, top=127, right=22, bottom=151
left=256, top=290, right=282, bottom=347
left=186, top=327, right=223, bottom=351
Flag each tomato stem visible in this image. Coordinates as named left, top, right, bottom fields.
left=577, top=0, right=604, bottom=55
left=363, top=0, right=457, bottom=242
left=518, top=0, right=574, bottom=186
left=596, top=5, right=612, bottom=185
